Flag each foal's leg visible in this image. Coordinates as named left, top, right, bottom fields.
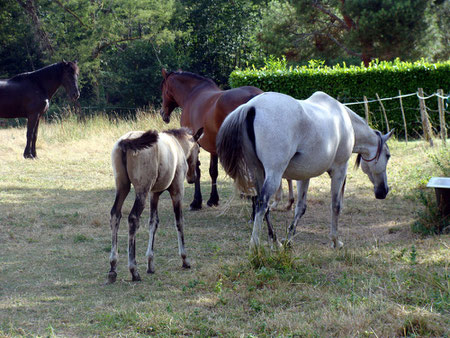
left=128, top=190, right=148, bottom=281
left=146, top=192, right=161, bottom=274
left=169, top=183, right=190, bottom=269
left=24, top=114, right=40, bottom=159
left=207, top=154, right=219, bottom=207
left=329, top=166, right=347, bottom=249
left=190, top=159, right=202, bottom=210
left=107, top=181, right=131, bottom=284
left=286, top=179, right=310, bottom=244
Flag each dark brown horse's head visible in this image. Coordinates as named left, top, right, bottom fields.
left=160, top=68, right=179, bottom=123
left=61, top=61, right=80, bottom=101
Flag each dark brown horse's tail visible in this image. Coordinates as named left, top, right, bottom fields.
left=119, top=130, right=159, bottom=152
left=216, top=104, right=261, bottom=194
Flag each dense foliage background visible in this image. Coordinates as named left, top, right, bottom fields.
left=0, top=0, right=449, bottom=113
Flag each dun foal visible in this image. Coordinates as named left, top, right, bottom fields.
left=107, top=127, right=203, bottom=284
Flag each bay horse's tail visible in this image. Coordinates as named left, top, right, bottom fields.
left=118, top=130, right=159, bottom=152
left=216, top=104, right=262, bottom=194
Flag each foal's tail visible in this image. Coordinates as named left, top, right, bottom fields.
left=118, top=130, right=159, bottom=152
left=216, top=104, right=260, bottom=194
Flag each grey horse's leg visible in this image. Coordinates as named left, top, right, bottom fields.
left=207, top=154, right=219, bottom=207
left=169, top=183, right=190, bottom=269
left=128, top=191, right=147, bottom=281
left=286, top=179, right=310, bottom=244
left=251, top=171, right=282, bottom=248
left=146, top=192, right=161, bottom=274
left=107, top=181, right=130, bottom=284
left=329, top=166, right=347, bottom=248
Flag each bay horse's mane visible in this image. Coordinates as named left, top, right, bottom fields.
left=160, top=70, right=218, bottom=90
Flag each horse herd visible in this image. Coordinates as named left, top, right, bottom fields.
left=0, top=62, right=393, bottom=283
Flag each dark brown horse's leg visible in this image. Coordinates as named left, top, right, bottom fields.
left=207, top=154, right=219, bottom=207
left=190, top=159, right=202, bottom=210
left=24, top=114, right=39, bottom=159
left=128, top=192, right=147, bottom=281
left=30, top=117, right=41, bottom=158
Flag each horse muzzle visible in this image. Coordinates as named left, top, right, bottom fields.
left=160, top=109, right=170, bottom=123
left=375, top=186, right=389, bottom=199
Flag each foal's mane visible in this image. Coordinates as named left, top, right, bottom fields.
left=164, top=127, right=192, bottom=139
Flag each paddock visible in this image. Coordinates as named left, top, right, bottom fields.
left=0, top=113, right=448, bottom=336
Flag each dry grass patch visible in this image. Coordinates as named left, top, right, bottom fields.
left=0, top=112, right=448, bottom=336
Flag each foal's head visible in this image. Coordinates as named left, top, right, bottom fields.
left=356, top=130, right=394, bottom=199
left=185, top=128, right=204, bottom=184
left=165, top=127, right=204, bottom=184
left=61, top=61, right=80, bottom=101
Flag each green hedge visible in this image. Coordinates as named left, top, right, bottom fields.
left=229, top=58, right=450, bottom=138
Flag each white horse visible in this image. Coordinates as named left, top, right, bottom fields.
left=107, top=127, right=203, bottom=284
left=216, top=91, right=393, bottom=249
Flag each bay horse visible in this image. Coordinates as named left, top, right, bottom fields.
left=160, top=69, right=263, bottom=210
left=0, top=61, right=80, bottom=158
left=107, top=127, right=203, bottom=284
left=217, top=91, right=393, bottom=249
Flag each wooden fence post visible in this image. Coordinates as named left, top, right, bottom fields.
left=418, top=88, right=434, bottom=147
left=437, top=89, right=447, bottom=146
left=376, top=93, right=390, bottom=132
left=363, top=95, right=369, bottom=124
left=399, top=90, right=408, bottom=144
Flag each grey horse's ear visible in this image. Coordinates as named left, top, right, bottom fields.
left=193, top=127, right=204, bottom=142
left=382, top=129, right=395, bottom=142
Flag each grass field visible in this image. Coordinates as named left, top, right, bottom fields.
left=0, top=111, right=448, bottom=337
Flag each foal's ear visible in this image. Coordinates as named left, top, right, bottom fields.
left=193, top=127, right=204, bottom=142
left=162, top=68, right=168, bottom=78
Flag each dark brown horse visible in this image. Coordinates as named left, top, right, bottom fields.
left=0, top=61, right=80, bottom=158
left=160, top=69, right=263, bottom=210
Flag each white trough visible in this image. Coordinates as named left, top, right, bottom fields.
left=427, top=177, right=450, bottom=217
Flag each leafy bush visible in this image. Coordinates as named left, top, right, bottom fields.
left=229, top=58, right=450, bottom=137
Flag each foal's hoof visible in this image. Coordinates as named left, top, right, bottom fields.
left=331, top=240, right=344, bottom=249
left=106, top=271, right=117, bottom=284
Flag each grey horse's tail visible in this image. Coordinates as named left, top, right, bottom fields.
left=118, top=130, right=159, bottom=152
left=216, top=104, right=261, bottom=194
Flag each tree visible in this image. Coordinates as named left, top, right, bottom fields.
left=259, top=0, right=433, bottom=66
left=175, top=0, right=261, bottom=86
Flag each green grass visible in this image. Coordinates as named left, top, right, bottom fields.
left=0, top=110, right=448, bottom=336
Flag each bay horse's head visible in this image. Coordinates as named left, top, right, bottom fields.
left=61, top=60, right=80, bottom=101
left=185, top=127, right=204, bottom=184
left=160, top=68, right=178, bottom=123
left=356, top=130, right=394, bottom=199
